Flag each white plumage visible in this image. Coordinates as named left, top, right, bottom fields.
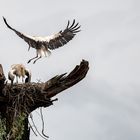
left=8, top=64, right=31, bottom=85
left=3, top=17, right=81, bottom=64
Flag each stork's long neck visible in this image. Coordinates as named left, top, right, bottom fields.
left=21, top=67, right=25, bottom=77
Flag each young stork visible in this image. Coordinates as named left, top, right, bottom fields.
left=3, top=17, right=81, bottom=64
left=8, top=64, right=31, bottom=85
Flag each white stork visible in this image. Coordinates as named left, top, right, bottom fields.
left=8, top=64, right=31, bottom=85
left=3, top=17, right=81, bottom=64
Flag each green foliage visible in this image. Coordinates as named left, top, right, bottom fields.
left=0, top=117, right=6, bottom=140
left=11, top=113, right=26, bottom=140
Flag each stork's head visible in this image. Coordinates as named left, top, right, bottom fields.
left=25, top=69, right=31, bottom=83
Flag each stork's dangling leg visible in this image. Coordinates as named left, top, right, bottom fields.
left=27, top=51, right=39, bottom=63
left=33, top=49, right=44, bottom=64
left=33, top=56, right=42, bottom=64
left=33, top=48, right=50, bottom=64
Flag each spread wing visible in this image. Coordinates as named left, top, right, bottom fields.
left=3, top=17, right=81, bottom=51
left=3, top=17, right=36, bottom=50
left=47, top=19, right=81, bottom=50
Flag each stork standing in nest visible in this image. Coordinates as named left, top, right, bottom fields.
left=8, top=64, right=31, bottom=85
left=3, top=17, right=81, bottom=64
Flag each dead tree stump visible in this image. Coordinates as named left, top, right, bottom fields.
left=0, top=60, right=89, bottom=140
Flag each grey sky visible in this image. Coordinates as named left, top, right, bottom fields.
left=0, top=0, right=140, bottom=140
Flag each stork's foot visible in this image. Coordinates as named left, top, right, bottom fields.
left=27, top=60, right=31, bottom=64
left=33, top=60, right=36, bottom=64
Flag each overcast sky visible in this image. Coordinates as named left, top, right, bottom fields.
left=0, top=0, right=140, bottom=140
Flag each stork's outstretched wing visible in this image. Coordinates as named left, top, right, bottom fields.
left=47, top=19, right=81, bottom=50
left=3, top=17, right=36, bottom=50
left=3, top=17, right=81, bottom=50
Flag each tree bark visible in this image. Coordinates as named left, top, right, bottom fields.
left=0, top=60, right=89, bottom=140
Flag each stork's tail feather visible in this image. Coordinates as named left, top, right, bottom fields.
left=47, top=50, right=51, bottom=57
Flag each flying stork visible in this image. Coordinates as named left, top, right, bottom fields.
left=8, top=64, right=31, bottom=85
left=3, top=17, right=81, bottom=64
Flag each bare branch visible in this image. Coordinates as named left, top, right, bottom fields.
left=43, top=59, right=89, bottom=98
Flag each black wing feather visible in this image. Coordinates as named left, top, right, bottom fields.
left=3, top=17, right=36, bottom=49
left=48, top=19, right=81, bottom=50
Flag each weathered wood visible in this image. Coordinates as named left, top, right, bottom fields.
left=0, top=60, right=89, bottom=140
left=0, top=64, right=5, bottom=94
left=44, top=59, right=89, bottom=98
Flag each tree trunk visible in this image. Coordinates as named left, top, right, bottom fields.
left=0, top=60, right=89, bottom=140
